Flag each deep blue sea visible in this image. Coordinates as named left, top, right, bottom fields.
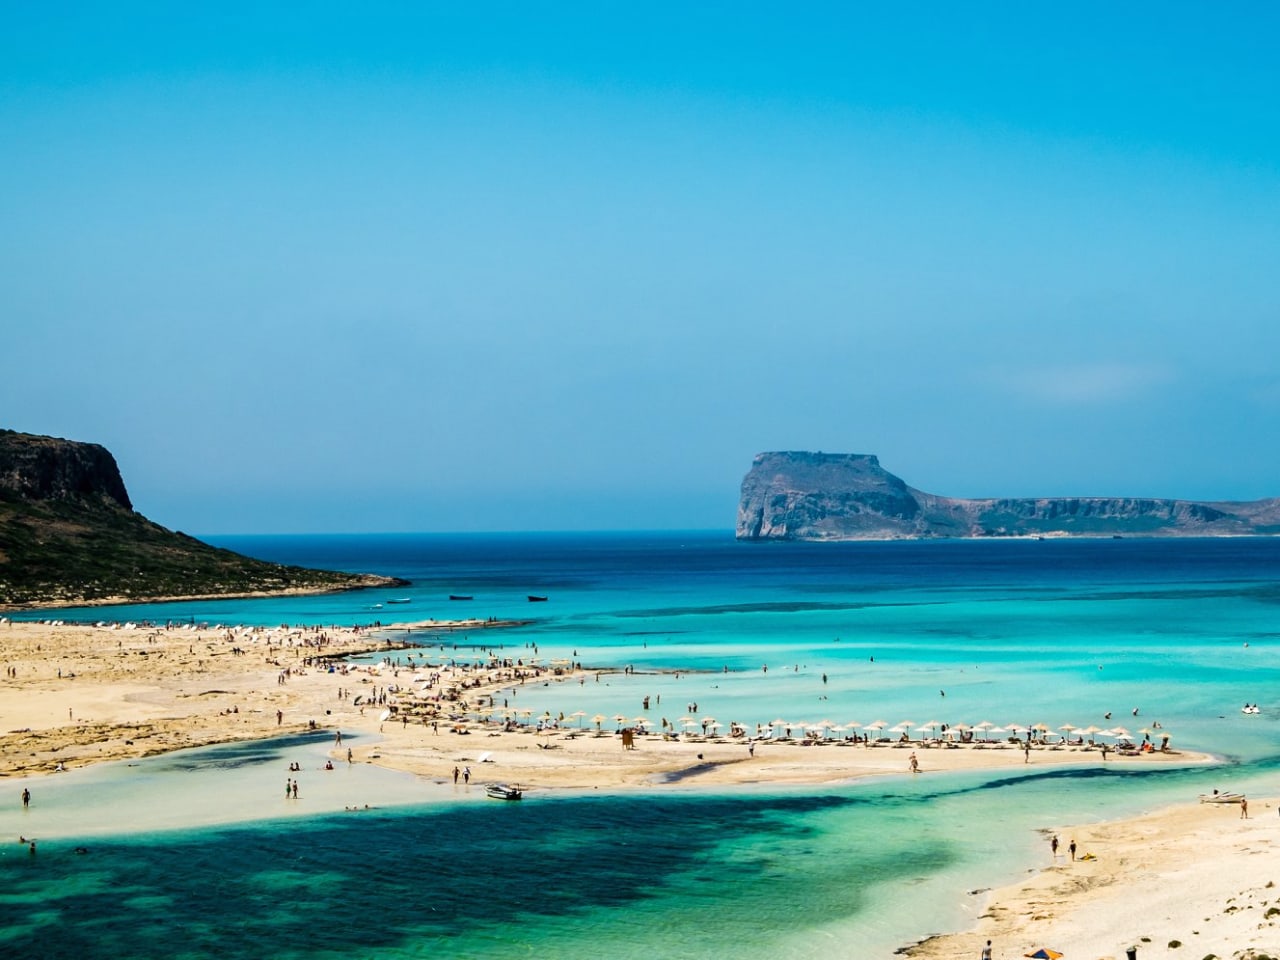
left=6, top=532, right=1280, bottom=958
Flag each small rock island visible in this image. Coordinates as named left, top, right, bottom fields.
left=736, top=451, right=1280, bottom=541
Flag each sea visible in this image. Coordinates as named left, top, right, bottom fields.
left=4, top=532, right=1280, bottom=959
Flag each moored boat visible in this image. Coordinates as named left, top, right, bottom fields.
left=386, top=598, right=411, bottom=604
left=486, top=783, right=523, bottom=800
left=527, top=595, right=548, bottom=602
left=449, top=595, right=473, bottom=601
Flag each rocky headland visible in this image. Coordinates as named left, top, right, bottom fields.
left=0, top=429, right=405, bottom=608
left=736, top=451, right=1280, bottom=540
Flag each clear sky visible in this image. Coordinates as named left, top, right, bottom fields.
left=4, top=4, right=1279, bottom=533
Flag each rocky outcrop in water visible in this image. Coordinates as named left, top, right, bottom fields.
left=736, top=451, right=1280, bottom=540
left=0, top=429, right=404, bottom=608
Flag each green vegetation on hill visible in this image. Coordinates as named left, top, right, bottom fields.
left=0, top=429, right=399, bottom=608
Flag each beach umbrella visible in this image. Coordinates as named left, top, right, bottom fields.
left=633, top=716, right=650, bottom=727
left=1109, top=725, right=1131, bottom=738
left=592, top=713, right=608, bottom=730
left=570, top=710, right=586, bottom=728
left=613, top=714, right=628, bottom=724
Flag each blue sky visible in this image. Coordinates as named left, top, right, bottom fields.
left=4, top=4, right=1279, bottom=533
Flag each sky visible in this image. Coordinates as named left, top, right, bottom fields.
left=4, top=4, right=1280, bottom=534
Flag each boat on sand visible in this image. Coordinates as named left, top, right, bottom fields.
left=1199, top=791, right=1245, bottom=804
left=486, top=783, right=523, bottom=801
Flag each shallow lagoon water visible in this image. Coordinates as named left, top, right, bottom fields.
left=10, top=533, right=1280, bottom=957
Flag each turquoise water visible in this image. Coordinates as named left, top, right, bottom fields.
left=8, top=533, right=1280, bottom=957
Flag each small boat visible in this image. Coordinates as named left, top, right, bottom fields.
left=1199, top=791, right=1245, bottom=804
left=386, top=598, right=411, bottom=604
left=449, top=595, right=473, bottom=601
left=486, top=783, right=523, bottom=801
left=527, top=595, right=548, bottom=602
left=1242, top=704, right=1261, bottom=714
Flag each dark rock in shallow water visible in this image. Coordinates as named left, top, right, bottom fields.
left=736, top=451, right=1280, bottom=541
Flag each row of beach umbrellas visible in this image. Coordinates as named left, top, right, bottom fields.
left=414, top=697, right=1166, bottom=742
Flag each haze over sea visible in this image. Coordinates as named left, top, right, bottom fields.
left=6, top=532, right=1280, bottom=959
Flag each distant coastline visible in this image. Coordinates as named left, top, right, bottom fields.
left=0, top=577, right=403, bottom=614
left=737, top=451, right=1280, bottom=541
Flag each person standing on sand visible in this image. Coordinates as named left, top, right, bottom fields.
left=463, top=766, right=471, bottom=784
left=453, top=766, right=460, bottom=784
left=1051, top=835, right=1059, bottom=859
left=981, top=939, right=992, bottom=960
left=1241, top=796, right=1249, bottom=819
left=1069, top=839, right=1076, bottom=861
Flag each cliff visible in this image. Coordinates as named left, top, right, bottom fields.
left=736, top=451, right=1280, bottom=541
left=0, top=430, right=404, bottom=608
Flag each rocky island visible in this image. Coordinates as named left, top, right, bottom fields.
left=0, top=429, right=405, bottom=608
left=737, top=451, right=1280, bottom=540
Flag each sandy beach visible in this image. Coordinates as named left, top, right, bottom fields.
left=905, top=797, right=1280, bottom=960
left=0, top=620, right=1201, bottom=789
left=9, top=619, right=1270, bottom=960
